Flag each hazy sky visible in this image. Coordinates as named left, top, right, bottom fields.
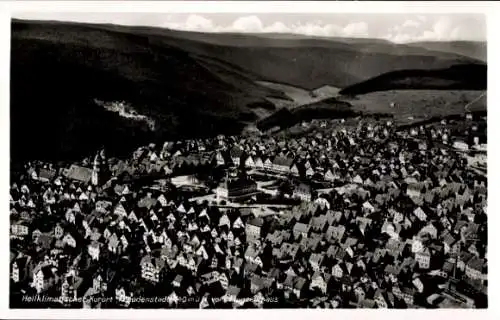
left=13, top=12, right=486, bottom=43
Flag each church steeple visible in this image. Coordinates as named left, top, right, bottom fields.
left=91, top=148, right=108, bottom=186
left=99, top=148, right=106, bottom=163
left=91, top=152, right=101, bottom=186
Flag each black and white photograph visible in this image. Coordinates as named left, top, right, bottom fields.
left=1, top=1, right=495, bottom=317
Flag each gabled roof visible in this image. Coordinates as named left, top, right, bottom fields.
left=37, top=233, right=54, bottom=250
left=326, top=245, right=339, bottom=257
left=226, top=285, right=241, bottom=297
left=64, top=165, right=93, bottom=184
left=467, top=257, right=485, bottom=271
left=273, top=156, right=293, bottom=167
left=141, top=254, right=166, bottom=270
left=229, top=146, right=243, bottom=158
left=244, top=246, right=259, bottom=259
left=443, top=232, right=458, bottom=246
left=295, top=182, right=311, bottom=194
left=250, top=275, right=274, bottom=292
left=247, top=217, right=264, bottom=228
left=293, top=222, right=310, bottom=234
left=138, top=196, right=157, bottom=210
left=39, top=168, right=57, bottom=181
left=310, top=215, right=327, bottom=229
left=309, top=253, right=324, bottom=264
left=284, top=274, right=306, bottom=290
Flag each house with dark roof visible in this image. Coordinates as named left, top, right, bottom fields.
left=272, top=156, right=293, bottom=173
left=283, top=275, right=307, bottom=299
left=216, top=177, right=259, bottom=202
left=293, top=182, right=312, bottom=202
left=310, top=215, right=328, bottom=233
left=229, top=146, right=244, bottom=166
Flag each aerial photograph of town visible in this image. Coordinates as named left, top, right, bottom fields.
left=8, top=9, right=487, bottom=310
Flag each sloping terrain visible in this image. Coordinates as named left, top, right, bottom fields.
left=257, top=81, right=344, bottom=110
left=256, top=98, right=357, bottom=132
left=465, top=92, right=487, bottom=113
left=342, top=90, right=486, bottom=123
left=11, top=19, right=488, bottom=162
left=408, top=41, right=487, bottom=62
left=11, top=20, right=282, bottom=161
left=173, top=43, right=479, bottom=90
left=312, top=85, right=342, bottom=99
left=141, top=30, right=483, bottom=89
left=16, top=20, right=483, bottom=90
left=339, top=64, right=486, bottom=96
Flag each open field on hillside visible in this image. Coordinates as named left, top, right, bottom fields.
left=257, top=81, right=342, bottom=109
left=342, top=90, right=486, bottom=123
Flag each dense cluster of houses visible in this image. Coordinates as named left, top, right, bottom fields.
left=10, top=113, right=487, bottom=308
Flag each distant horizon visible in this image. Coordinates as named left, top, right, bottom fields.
left=14, top=17, right=489, bottom=45
left=11, top=12, right=487, bottom=44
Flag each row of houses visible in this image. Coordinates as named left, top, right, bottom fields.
left=9, top=114, right=487, bottom=308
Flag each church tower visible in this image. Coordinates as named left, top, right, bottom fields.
left=91, top=152, right=101, bottom=186
left=99, top=148, right=110, bottom=184
left=91, top=148, right=110, bottom=186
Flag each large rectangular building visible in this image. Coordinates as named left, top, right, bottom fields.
left=216, top=177, right=260, bottom=202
